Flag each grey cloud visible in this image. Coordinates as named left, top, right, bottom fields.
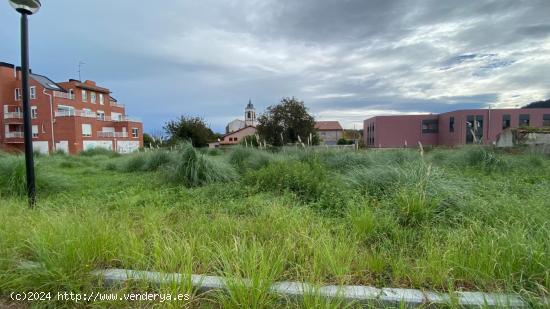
left=1, top=0, right=548, bottom=132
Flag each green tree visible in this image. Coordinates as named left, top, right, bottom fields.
left=143, top=133, right=154, bottom=148
left=256, top=97, right=319, bottom=146
left=164, top=116, right=216, bottom=147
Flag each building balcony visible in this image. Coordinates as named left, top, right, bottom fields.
left=56, top=109, right=96, bottom=118
left=109, top=101, right=125, bottom=108
left=5, top=131, right=24, bottom=139
left=55, top=109, right=140, bottom=123
left=3, top=112, right=24, bottom=124
left=4, top=112, right=24, bottom=120
left=53, top=91, right=75, bottom=100
left=97, top=131, right=128, bottom=138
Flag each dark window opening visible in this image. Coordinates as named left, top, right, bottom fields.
left=519, top=114, right=530, bottom=127
left=543, top=114, right=550, bottom=127
left=421, top=119, right=439, bottom=134
left=466, top=115, right=484, bottom=144
left=449, top=117, right=455, bottom=132
left=502, top=114, right=511, bottom=129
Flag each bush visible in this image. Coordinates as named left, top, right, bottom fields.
left=337, top=138, right=353, bottom=145
left=167, top=144, right=237, bottom=187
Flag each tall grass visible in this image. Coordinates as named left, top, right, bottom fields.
left=79, top=147, right=121, bottom=158
left=167, top=144, right=238, bottom=187
left=0, top=146, right=549, bottom=307
left=228, top=147, right=278, bottom=172
left=0, top=156, right=69, bottom=198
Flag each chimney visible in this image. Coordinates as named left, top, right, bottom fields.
left=84, top=80, right=96, bottom=86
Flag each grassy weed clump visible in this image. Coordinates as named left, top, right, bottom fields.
left=347, top=166, right=401, bottom=198
left=167, top=144, right=237, bottom=187
left=117, top=151, right=174, bottom=172
left=319, top=150, right=372, bottom=171
left=228, top=147, right=277, bottom=172
left=79, top=148, right=121, bottom=158
left=0, top=156, right=69, bottom=197
left=244, top=160, right=328, bottom=202
left=207, top=148, right=223, bottom=156
left=432, top=146, right=506, bottom=172
left=462, top=146, right=506, bottom=171
left=143, top=151, right=172, bottom=171
left=121, top=153, right=148, bottom=172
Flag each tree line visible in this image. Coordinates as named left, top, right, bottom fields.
left=144, top=97, right=320, bottom=148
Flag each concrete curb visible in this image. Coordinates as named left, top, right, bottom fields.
left=91, top=268, right=528, bottom=308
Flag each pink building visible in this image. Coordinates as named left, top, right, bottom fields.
left=364, top=108, right=550, bottom=148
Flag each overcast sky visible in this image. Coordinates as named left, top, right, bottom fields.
left=1, top=0, right=549, bottom=133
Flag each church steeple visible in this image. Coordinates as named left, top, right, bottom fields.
left=245, top=99, right=256, bottom=126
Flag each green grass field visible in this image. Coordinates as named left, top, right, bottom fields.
left=0, top=145, right=549, bottom=308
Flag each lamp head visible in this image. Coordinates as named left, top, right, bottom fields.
left=9, top=0, right=41, bottom=15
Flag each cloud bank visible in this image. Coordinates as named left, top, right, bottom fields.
left=1, top=0, right=549, bottom=131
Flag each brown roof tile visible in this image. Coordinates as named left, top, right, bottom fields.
left=315, top=121, right=343, bottom=131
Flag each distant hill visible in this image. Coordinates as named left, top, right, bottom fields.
left=523, top=99, right=550, bottom=108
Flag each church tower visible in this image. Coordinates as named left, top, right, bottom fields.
left=245, top=99, right=256, bottom=126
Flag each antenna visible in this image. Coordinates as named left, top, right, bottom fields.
left=78, top=61, right=86, bottom=81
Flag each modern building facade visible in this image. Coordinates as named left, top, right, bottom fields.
left=315, top=121, right=344, bottom=145
left=364, top=108, right=550, bottom=148
left=1, top=62, right=143, bottom=154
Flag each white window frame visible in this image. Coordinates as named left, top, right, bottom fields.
left=132, top=127, right=139, bottom=138
left=30, top=86, right=36, bottom=99
left=69, top=89, right=75, bottom=100
left=31, top=106, right=38, bottom=119
left=97, top=110, right=105, bottom=120
left=99, top=93, right=104, bottom=105
left=90, top=92, right=96, bottom=104
left=82, top=124, right=92, bottom=137
left=15, top=88, right=21, bottom=101
left=32, top=125, right=39, bottom=138
left=82, top=90, right=87, bottom=102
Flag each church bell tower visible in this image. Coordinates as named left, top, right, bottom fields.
left=245, top=99, right=256, bottom=126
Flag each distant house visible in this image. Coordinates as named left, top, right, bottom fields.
left=315, top=121, right=344, bottom=145
left=220, top=126, right=256, bottom=146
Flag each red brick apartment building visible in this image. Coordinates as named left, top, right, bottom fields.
left=0, top=62, right=143, bottom=154
left=364, top=108, right=550, bottom=148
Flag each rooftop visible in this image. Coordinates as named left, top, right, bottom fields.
left=315, top=121, right=343, bottom=131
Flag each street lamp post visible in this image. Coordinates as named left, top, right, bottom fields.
left=9, top=0, right=41, bottom=207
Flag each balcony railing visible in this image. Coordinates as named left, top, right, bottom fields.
left=5, top=131, right=24, bottom=138
left=4, top=112, right=23, bottom=119
left=55, top=109, right=97, bottom=118
left=110, top=101, right=125, bottom=108
left=54, top=110, right=140, bottom=123
left=97, top=131, right=128, bottom=138
left=53, top=91, right=75, bottom=99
